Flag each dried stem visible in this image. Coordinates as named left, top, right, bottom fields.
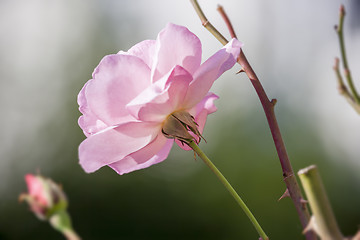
left=190, top=1, right=316, bottom=239
left=335, top=5, right=360, bottom=106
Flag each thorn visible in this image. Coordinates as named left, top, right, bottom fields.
left=303, top=215, right=319, bottom=236
left=193, top=150, right=197, bottom=161
left=271, top=98, right=277, bottom=106
left=300, top=198, right=309, bottom=209
left=278, top=188, right=290, bottom=201
left=236, top=68, right=245, bottom=74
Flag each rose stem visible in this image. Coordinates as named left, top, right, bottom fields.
left=298, top=165, right=343, bottom=240
left=190, top=1, right=316, bottom=240
left=188, top=140, right=269, bottom=240
left=50, top=210, right=81, bottom=240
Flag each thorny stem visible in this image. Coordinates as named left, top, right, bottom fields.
left=188, top=140, right=269, bottom=240
left=335, top=5, right=360, bottom=104
left=190, top=1, right=316, bottom=240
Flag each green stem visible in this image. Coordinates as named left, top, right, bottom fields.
left=333, top=58, right=360, bottom=114
left=188, top=140, right=269, bottom=240
left=190, top=0, right=228, bottom=45
left=336, top=5, right=360, bottom=104
left=50, top=210, right=81, bottom=240
left=298, top=165, right=343, bottom=240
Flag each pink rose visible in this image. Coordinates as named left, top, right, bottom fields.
left=78, top=23, right=242, bottom=175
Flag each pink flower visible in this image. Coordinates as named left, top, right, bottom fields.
left=20, top=174, right=67, bottom=220
left=78, top=23, right=242, bottom=175
left=25, top=174, right=49, bottom=206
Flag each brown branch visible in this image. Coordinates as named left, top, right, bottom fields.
left=217, top=5, right=237, bottom=39
left=190, top=1, right=317, bottom=239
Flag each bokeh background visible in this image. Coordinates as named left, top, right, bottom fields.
left=1, top=0, right=359, bottom=239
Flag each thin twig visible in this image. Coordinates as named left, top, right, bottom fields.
left=189, top=1, right=316, bottom=240
left=335, top=5, right=360, bottom=104
left=190, top=0, right=228, bottom=45
left=217, top=5, right=237, bottom=39
left=333, top=58, right=360, bottom=114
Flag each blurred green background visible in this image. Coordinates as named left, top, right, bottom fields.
left=1, top=0, right=359, bottom=239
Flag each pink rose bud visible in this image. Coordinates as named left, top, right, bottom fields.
left=20, top=174, right=67, bottom=220
left=20, top=174, right=81, bottom=240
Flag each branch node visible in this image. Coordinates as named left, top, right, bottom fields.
left=202, top=20, right=209, bottom=27
left=271, top=98, right=277, bottom=106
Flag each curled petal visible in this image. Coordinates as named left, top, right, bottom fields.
left=183, top=38, right=242, bottom=109
left=79, top=122, right=160, bottom=173
left=109, top=135, right=173, bottom=175
left=85, top=54, right=151, bottom=128
left=188, top=92, right=219, bottom=121
left=78, top=80, right=107, bottom=137
left=151, top=23, right=202, bottom=82
left=127, top=65, right=192, bottom=122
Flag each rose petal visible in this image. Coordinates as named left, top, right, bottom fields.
left=109, top=134, right=173, bottom=175
left=78, top=80, right=108, bottom=137
left=176, top=93, right=219, bottom=150
left=127, top=65, right=192, bottom=122
left=79, top=122, right=161, bottom=173
left=25, top=174, right=49, bottom=206
left=183, top=38, right=242, bottom=109
left=86, top=54, right=151, bottom=127
left=125, top=40, right=156, bottom=68
left=188, top=92, right=219, bottom=120
left=151, top=23, right=202, bottom=82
